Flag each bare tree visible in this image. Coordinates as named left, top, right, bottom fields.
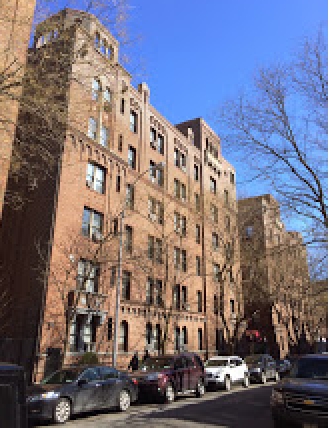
left=216, top=30, right=328, bottom=252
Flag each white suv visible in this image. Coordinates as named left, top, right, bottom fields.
left=205, top=356, right=249, bottom=391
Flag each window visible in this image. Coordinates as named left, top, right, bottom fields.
left=157, top=167, right=164, bottom=187
left=148, top=236, right=154, bottom=260
left=196, top=224, right=201, bottom=244
left=112, top=218, right=118, bottom=235
left=212, top=233, right=219, bottom=251
left=120, top=98, right=125, bottom=114
left=150, top=128, right=157, bottom=149
left=181, top=184, right=186, bottom=202
left=95, top=32, right=100, bottom=49
left=210, top=204, right=218, bottom=223
left=245, top=226, right=253, bottom=239
left=103, top=87, right=111, bottom=103
left=128, top=145, right=136, bottom=169
left=174, top=179, right=180, bottom=198
left=107, top=317, right=113, bottom=340
left=150, top=161, right=164, bottom=187
left=130, top=110, right=138, bottom=133
left=122, top=271, right=131, bottom=300
left=92, top=78, right=101, bottom=101
left=116, top=175, right=121, bottom=192
left=155, top=324, right=161, bottom=351
left=88, top=117, right=97, bottom=140
left=228, top=267, right=234, bottom=283
left=194, top=164, right=199, bottom=181
left=173, top=285, right=180, bottom=310
left=181, top=249, right=187, bottom=272
left=213, top=263, right=221, bottom=282
left=182, top=326, right=188, bottom=346
left=126, top=184, right=134, bottom=209
left=155, top=238, right=163, bottom=264
left=118, top=135, right=123, bottom=152
left=155, top=280, right=163, bottom=306
left=174, top=327, right=180, bottom=351
left=82, top=207, right=103, bottom=240
left=100, top=39, right=107, bottom=55
left=210, top=177, right=217, bottom=194
left=198, top=328, right=203, bottom=350
left=195, top=193, right=200, bottom=212
left=196, top=256, right=201, bottom=276
left=174, top=149, right=179, bottom=167
left=77, top=259, right=100, bottom=292
left=125, top=225, right=133, bottom=253
left=197, top=291, right=202, bottom=312
left=150, top=161, right=157, bottom=182
left=174, top=247, right=180, bottom=269
left=225, top=242, right=233, bottom=261
left=173, top=247, right=187, bottom=272
left=181, top=286, right=187, bottom=308
left=230, top=172, right=235, bottom=184
left=174, top=148, right=187, bottom=171
left=230, top=299, right=235, bottom=314
left=119, top=321, right=128, bottom=352
left=224, top=190, right=229, bottom=205
left=157, top=134, right=164, bottom=155
left=110, top=266, right=116, bottom=287
left=181, top=153, right=186, bottom=172
left=174, top=212, right=186, bottom=236
left=214, top=295, right=218, bottom=314
left=146, top=322, right=152, bottom=347
left=225, top=216, right=231, bottom=232
left=100, top=126, right=108, bottom=147
left=86, top=163, right=105, bottom=194
left=146, top=277, right=153, bottom=304
left=148, top=235, right=163, bottom=263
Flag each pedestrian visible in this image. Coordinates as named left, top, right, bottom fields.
left=128, top=351, right=139, bottom=371
left=142, top=349, right=150, bottom=363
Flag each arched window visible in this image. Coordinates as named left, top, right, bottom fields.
left=107, top=45, right=113, bottom=59
left=119, top=321, right=128, bottom=352
left=100, top=39, right=107, bottom=55
left=146, top=322, right=152, bottom=347
left=92, top=78, right=101, bottom=101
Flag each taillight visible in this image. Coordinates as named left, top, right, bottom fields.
left=158, top=373, right=167, bottom=383
left=132, top=378, right=138, bottom=385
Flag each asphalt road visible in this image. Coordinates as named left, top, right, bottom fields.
left=32, top=382, right=275, bottom=428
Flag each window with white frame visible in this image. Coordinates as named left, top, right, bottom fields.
left=157, top=134, right=164, bottom=155
left=150, top=128, right=157, bottom=148
left=100, top=126, right=108, bottom=147
left=128, top=145, right=136, bottom=169
left=174, top=148, right=187, bottom=172
left=82, top=207, right=103, bottom=240
left=77, top=259, right=100, bottom=292
left=174, top=212, right=187, bottom=236
left=92, top=78, right=101, bottom=101
left=86, top=162, right=105, bottom=194
left=213, top=263, right=221, bottom=282
left=103, top=87, right=111, bottom=103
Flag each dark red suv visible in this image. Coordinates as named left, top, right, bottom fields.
left=132, top=352, right=206, bottom=403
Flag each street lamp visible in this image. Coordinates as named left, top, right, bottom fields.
left=112, top=162, right=165, bottom=368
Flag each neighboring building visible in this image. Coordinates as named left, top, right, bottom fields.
left=0, top=9, right=242, bottom=380
left=238, top=194, right=311, bottom=358
left=309, top=279, right=328, bottom=352
left=0, top=0, right=36, bottom=218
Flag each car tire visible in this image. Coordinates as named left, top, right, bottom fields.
left=224, top=375, right=231, bottom=391
left=195, top=379, right=205, bottom=398
left=243, top=374, right=249, bottom=388
left=118, top=389, right=131, bottom=412
left=53, top=398, right=71, bottom=424
left=164, top=384, right=175, bottom=404
left=261, top=372, right=267, bottom=384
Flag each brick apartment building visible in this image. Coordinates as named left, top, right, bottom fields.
left=0, top=9, right=243, bottom=380
left=0, top=0, right=36, bottom=218
left=238, top=194, right=312, bottom=358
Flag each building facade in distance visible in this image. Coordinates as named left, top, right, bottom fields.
left=238, top=194, right=312, bottom=358
left=0, top=9, right=243, bottom=380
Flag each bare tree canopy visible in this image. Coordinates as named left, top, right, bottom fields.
left=216, top=30, right=328, bottom=249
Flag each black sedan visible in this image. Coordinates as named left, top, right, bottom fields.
left=276, top=359, right=291, bottom=378
left=27, top=365, right=138, bottom=424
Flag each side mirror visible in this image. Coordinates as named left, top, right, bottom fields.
left=77, top=378, right=88, bottom=386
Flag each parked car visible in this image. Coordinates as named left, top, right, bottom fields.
left=132, top=352, right=206, bottom=403
left=271, top=354, right=328, bottom=428
left=26, top=365, right=138, bottom=424
left=276, top=359, right=291, bottom=378
left=204, top=356, right=249, bottom=391
left=245, top=354, right=279, bottom=383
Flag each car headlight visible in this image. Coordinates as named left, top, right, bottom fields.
left=28, top=391, right=60, bottom=402
left=147, top=373, right=159, bottom=381
left=271, top=389, right=284, bottom=405
left=250, top=367, right=261, bottom=373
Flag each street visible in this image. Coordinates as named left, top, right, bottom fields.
left=31, top=383, right=275, bottom=428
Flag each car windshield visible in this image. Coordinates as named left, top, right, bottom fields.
left=205, top=359, right=229, bottom=367
left=40, top=369, right=81, bottom=385
left=141, top=357, right=172, bottom=371
left=290, top=358, right=328, bottom=380
left=245, top=355, right=262, bottom=364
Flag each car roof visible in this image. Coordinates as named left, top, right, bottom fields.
left=299, top=354, right=328, bottom=360
left=209, top=356, right=241, bottom=360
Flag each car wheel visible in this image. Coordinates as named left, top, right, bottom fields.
left=195, top=379, right=205, bottom=398
left=164, top=384, right=175, bottom=404
left=243, top=374, right=249, bottom=388
left=261, top=372, right=267, bottom=384
left=53, top=398, right=71, bottom=424
left=275, top=371, right=280, bottom=382
left=224, top=375, right=231, bottom=391
left=118, top=389, right=131, bottom=412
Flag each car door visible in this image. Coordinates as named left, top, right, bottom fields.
left=229, top=359, right=238, bottom=382
left=99, top=367, right=122, bottom=408
left=174, top=357, right=189, bottom=392
left=234, top=358, right=245, bottom=381
left=73, top=367, right=103, bottom=413
left=187, top=356, right=198, bottom=390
